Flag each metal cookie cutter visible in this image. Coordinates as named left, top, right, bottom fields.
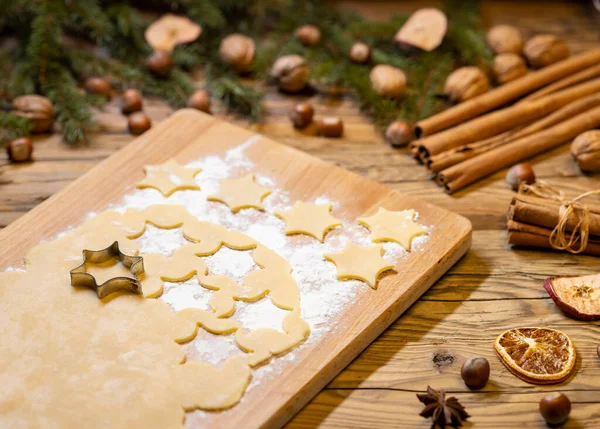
left=70, top=241, right=144, bottom=299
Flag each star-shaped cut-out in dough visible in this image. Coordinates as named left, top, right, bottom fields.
left=137, top=158, right=201, bottom=197
left=324, top=243, right=395, bottom=288
left=275, top=202, right=342, bottom=242
left=208, top=173, right=272, bottom=213
left=358, top=208, right=427, bottom=251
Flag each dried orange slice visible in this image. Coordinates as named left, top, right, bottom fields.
left=494, top=327, right=576, bottom=384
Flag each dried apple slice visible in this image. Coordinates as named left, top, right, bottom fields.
left=145, top=14, right=202, bottom=53
left=544, top=274, right=600, bottom=321
left=495, top=327, right=576, bottom=385
left=394, top=8, right=448, bottom=52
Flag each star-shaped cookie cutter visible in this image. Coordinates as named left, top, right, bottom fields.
left=70, top=241, right=144, bottom=299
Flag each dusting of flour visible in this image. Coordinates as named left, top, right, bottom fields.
left=8, top=135, right=430, bottom=427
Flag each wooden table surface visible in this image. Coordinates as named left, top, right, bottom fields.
left=1, top=1, right=600, bottom=428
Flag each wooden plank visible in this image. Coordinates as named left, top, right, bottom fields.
left=0, top=109, right=471, bottom=428
left=288, top=389, right=600, bottom=429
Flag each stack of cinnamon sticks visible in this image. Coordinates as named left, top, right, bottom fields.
left=409, top=48, right=600, bottom=193
left=507, top=194, right=600, bottom=256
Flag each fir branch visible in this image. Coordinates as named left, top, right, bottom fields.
left=41, top=63, right=93, bottom=144
left=0, top=111, right=33, bottom=145
left=207, top=69, right=264, bottom=121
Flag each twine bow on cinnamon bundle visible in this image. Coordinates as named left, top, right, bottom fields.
left=507, top=182, right=600, bottom=256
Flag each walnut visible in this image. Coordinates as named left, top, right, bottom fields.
left=493, top=53, right=528, bottom=84
left=369, top=65, right=406, bottom=99
left=444, top=67, right=489, bottom=103
left=270, top=55, right=310, bottom=93
left=524, top=34, right=570, bottom=68
left=295, top=25, right=321, bottom=46
left=219, top=34, right=255, bottom=74
left=486, top=25, right=523, bottom=55
left=11, top=94, right=54, bottom=133
left=571, top=130, right=600, bottom=173
left=349, top=42, right=371, bottom=64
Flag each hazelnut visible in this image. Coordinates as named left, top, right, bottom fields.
left=349, top=42, right=371, bottom=64
left=493, top=53, right=528, bottom=84
left=84, top=77, right=112, bottom=99
left=369, top=65, right=406, bottom=99
left=187, top=90, right=211, bottom=113
left=486, top=25, right=524, bottom=54
left=295, top=25, right=321, bottom=46
left=219, top=34, right=255, bottom=74
left=6, top=137, right=33, bottom=163
left=128, top=112, right=152, bottom=135
left=270, top=55, right=310, bottom=93
left=524, top=34, right=569, bottom=68
left=571, top=130, right=600, bottom=173
left=385, top=121, right=413, bottom=147
left=444, top=66, right=489, bottom=103
left=11, top=95, right=54, bottom=133
left=319, top=117, right=343, bottom=138
left=506, top=163, right=536, bottom=190
left=460, top=357, right=490, bottom=389
left=146, top=50, right=173, bottom=77
left=121, top=89, right=143, bottom=115
left=539, top=392, right=571, bottom=425
left=289, top=102, right=314, bottom=129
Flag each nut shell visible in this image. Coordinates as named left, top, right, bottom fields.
left=219, top=34, right=255, bottom=74
left=505, top=163, right=536, bottom=190
left=270, top=55, right=310, bottom=93
left=385, top=121, right=413, bottom=147
left=11, top=95, right=55, bottom=133
left=524, top=34, right=570, bottom=68
left=539, top=392, right=571, bottom=425
left=444, top=67, right=489, bottom=103
left=349, top=42, right=371, bottom=64
left=544, top=274, right=600, bottom=321
left=319, top=117, right=343, bottom=138
left=493, top=53, right=528, bottom=84
left=571, top=130, right=600, bottom=173
left=295, top=25, right=321, bottom=46
left=460, top=356, right=490, bottom=389
left=146, top=51, right=173, bottom=77
left=486, top=25, right=524, bottom=54
left=121, top=89, right=143, bottom=115
left=128, top=112, right=152, bottom=135
left=187, top=90, right=211, bottom=113
left=289, top=102, right=314, bottom=129
left=6, top=137, right=33, bottom=162
left=369, top=65, right=406, bottom=99
left=84, top=77, right=112, bottom=99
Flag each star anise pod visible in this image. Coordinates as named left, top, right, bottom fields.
left=417, top=386, right=470, bottom=429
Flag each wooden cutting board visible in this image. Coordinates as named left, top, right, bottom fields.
left=0, top=109, right=471, bottom=428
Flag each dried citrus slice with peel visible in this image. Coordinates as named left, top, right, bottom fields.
left=494, top=327, right=576, bottom=384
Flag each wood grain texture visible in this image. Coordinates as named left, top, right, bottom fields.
left=1, top=1, right=600, bottom=428
left=0, top=109, right=470, bottom=428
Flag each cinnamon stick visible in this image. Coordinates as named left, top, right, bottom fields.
left=507, top=220, right=600, bottom=256
left=415, top=48, right=600, bottom=138
left=438, top=105, right=600, bottom=193
left=508, top=194, right=600, bottom=235
left=427, top=93, right=600, bottom=173
left=520, top=63, right=600, bottom=102
left=416, top=78, right=600, bottom=160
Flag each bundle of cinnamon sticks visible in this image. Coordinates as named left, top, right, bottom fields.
left=410, top=48, right=600, bottom=193
left=507, top=194, right=600, bottom=256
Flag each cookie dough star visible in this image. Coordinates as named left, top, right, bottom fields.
left=275, top=202, right=342, bottom=242
left=208, top=173, right=272, bottom=213
left=137, top=158, right=201, bottom=197
left=358, top=208, right=427, bottom=251
left=324, top=243, right=395, bottom=288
